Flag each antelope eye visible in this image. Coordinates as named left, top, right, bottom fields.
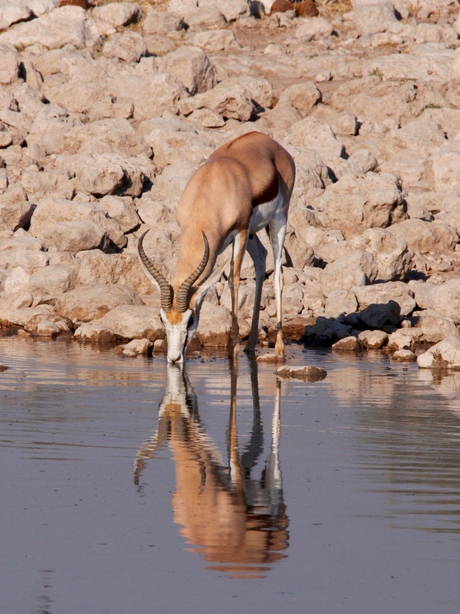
left=188, top=316, right=195, bottom=328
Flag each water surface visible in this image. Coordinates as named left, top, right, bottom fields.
left=1, top=336, right=460, bottom=613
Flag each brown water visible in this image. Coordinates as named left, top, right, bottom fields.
left=1, top=336, right=460, bottom=613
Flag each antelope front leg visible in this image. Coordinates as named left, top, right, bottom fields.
left=228, top=231, right=248, bottom=358
left=245, top=233, right=267, bottom=353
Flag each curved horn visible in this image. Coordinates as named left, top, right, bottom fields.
left=138, top=230, right=173, bottom=312
left=176, top=232, right=209, bottom=313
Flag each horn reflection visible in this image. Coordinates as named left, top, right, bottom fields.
left=134, top=360, right=289, bottom=578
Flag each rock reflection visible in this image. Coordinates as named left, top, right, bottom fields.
left=327, top=359, right=460, bottom=533
left=134, top=360, right=289, bottom=578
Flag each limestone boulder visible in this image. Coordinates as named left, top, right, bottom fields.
left=21, top=168, right=75, bottom=201
left=29, top=197, right=126, bottom=250
left=92, top=2, right=141, bottom=28
left=344, top=0, right=398, bottom=36
left=0, top=191, right=34, bottom=232
left=62, top=152, right=145, bottom=198
left=287, top=117, right=344, bottom=161
left=0, top=304, right=56, bottom=328
left=418, top=336, right=460, bottom=370
left=106, top=73, right=188, bottom=121
left=353, top=282, right=416, bottom=318
left=98, top=196, right=141, bottom=233
left=28, top=264, right=78, bottom=298
left=178, top=82, right=255, bottom=122
left=295, top=17, right=333, bottom=40
left=74, top=322, right=118, bottom=344
left=55, top=284, right=144, bottom=324
left=37, top=220, right=108, bottom=253
left=158, top=46, right=216, bottom=95
left=315, top=173, right=405, bottom=237
left=278, top=82, right=321, bottom=118
left=410, top=311, right=459, bottom=344
left=102, top=31, right=147, bottom=64
left=75, top=250, right=153, bottom=296
left=195, top=302, right=232, bottom=347
left=188, top=30, right=241, bottom=52
left=387, top=331, right=414, bottom=352
left=0, top=249, right=49, bottom=275
left=89, top=304, right=164, bottom=342
left=425, top=280, right=460, bottom=325
left=324, top=289, right=358, bottom=318
left=120, top=338, right=153, bottom=357
left=183, top=6, right=226, bottom=29
left=0, top=6, right=101, bottom=50
left=358, top=329, right=388, bottom=349
left=387, top=219, right=458, bottom=255
left=351, top=228, right=411, bottom=282
left=0, top=44, right=20, bottom=85
left=198, top=0, right=248, bottom=22
left=320, top=251, right=378, bottom=296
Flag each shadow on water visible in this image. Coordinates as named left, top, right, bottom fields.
left=134, top=357, right=289, bottom=579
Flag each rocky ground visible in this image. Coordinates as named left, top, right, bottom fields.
left=1, top=0, right=460, bottom=368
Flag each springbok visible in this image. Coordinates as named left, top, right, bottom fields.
left=138, top=131, right=296, bottom=363
left=134, top=361, right=288, bottom=577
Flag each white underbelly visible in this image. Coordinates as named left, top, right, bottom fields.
left=248, top=190, right=283, bottom=235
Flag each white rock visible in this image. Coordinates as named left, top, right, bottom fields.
left=92, top=2, right=141, bottom=28
left=417, top=336, right=460, bottom=370
left=28, top=264, right=78, bottom=298
left=3, top=266, right=30, bottom=295
left=188, top=29, right=241, bottom=52
left=392, top=349, right=417, bottom=362
left=353, top=282, right=416, bottom=317
left=358, top=329, right=388, bottom=349
left=121, top=338, right=153, bottom=357
left=0, top=44, right=20, bottom=85
left=278, top=82, right=321, bottom=118
left=287, top=117, right=344, bottom=160
left=107, top=73, right=187, bottom=121
left=158, top=46, right=216, bottom=95
left=324, top=289, right=358, bottom=317
left=316, top=173, right=404, bottom=238
left=74, top=322, right=117, bottom=344
left=387, top=331, right=414, bottom=352
left=0, top=6, right=101, bottom=50
left=55, top=284, right=143, bottom=324
left=102, top=31, right=147, bottom=64
left=29, top=196, right=126, bottom=249
left=75, top=250, right=153, bottom=296
left=321, top=251, right=378, bottom=296
left=425, top=280, right=460, bottom=325
left=345, top=0, right=398, bottom=36
left=295, top=17, right=333, bottom=40
left=199, top=0, right=248, bottom=22
left=0, top=0, right=32, bottom=30
left=178, top=82, right=255, bottom=121
left=351, top=228, right=411, bottom=282
left=387, top=219, right=458, bottom=255
left=92, top=304, right=164, bottom=342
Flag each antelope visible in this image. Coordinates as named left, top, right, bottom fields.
left=138, top=131, right=296, bottom=363
left=134, top=361, right=288, bottom=578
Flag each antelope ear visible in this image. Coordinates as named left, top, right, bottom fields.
left=190, top=254, right=231, bottom=309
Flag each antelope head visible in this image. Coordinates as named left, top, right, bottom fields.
left=138, top=230, right=220, bottom=363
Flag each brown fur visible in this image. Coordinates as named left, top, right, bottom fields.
left=165, top=311, right=184, bottom=325
left=59, top=0, right=88, bottom=7
left=270, top=0, right=318, bottom=17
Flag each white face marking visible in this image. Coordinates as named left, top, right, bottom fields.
left=161, top=308, right=199, bottom=363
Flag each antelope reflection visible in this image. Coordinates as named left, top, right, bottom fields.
left=134, top=361, right=288, bottom=578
